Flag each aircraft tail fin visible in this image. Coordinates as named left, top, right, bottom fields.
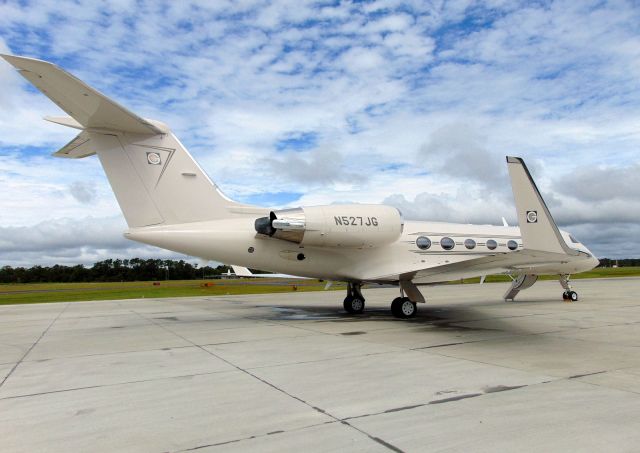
left=506, top=156, right=577, bottom=255
left=2, top=54, right=251, bottom=228
left=1, top=54, right=164, bottom=135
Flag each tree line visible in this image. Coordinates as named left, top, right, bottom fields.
left=0, top=259, right=231, bottom=283
left=597, top=258, right=640, bottom=267
left=0, top=257, right=638, bottom=284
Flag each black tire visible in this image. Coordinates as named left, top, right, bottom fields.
left=391, top=297, right=403, bottom=318
left=391, top=297, right=416, bottom=318
left=344, top=296, right=365, bottom=314
left=562, top=291, right=569, bottom=300
left=569, top=291, right=578, bottom=302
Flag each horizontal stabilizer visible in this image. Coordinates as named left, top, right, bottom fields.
left=507, top=156, right=577, bottom=255
left=44, top=115, right=83, bottom=130
left=53, top=131, right=95, bottom=158
left=1, top=54, right=163, bottom=135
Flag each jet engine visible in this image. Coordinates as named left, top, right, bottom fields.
left=255, top=204, right=403, bottom=248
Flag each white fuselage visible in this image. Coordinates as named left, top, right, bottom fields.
left=125, top=218, right=598, bottom=283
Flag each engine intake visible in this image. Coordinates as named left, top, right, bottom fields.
left=255, top=204, right=403, bottom=248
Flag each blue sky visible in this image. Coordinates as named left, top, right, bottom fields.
left=1, top=0, right=639, bottom=265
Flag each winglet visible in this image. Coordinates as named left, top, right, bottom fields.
left=1, top=54, right=163, bottom=135
left=506, top=156, right=577, bottom=255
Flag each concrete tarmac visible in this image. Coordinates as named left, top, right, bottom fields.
left=1, top=278, right=639, bottom=452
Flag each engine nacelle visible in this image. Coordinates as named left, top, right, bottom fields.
left=255, top=204, right=403, bottom=248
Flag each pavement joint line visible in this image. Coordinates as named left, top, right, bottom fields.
left=247, top=318, right=401, bottom=336
left=442, top=325, right=640, bottom=368
left=0, top=369, right=239, bottom=401
left=0, top=302, right=70, bottom=389
left=175, top=420, right=339, bottom=452
left=568, top=370, right=608, bottom=379
left=17, top=343, right=201, bottom=364
left=407, top=323, right=636, bottom=355
left=411, top=339, right=504, bottom=349
left=423, top=347, right=640, bottom=395
left=341, top=386, right=532, bottom=422
left=568, top=378, right=640, bottom=396
left=166, top=301, right=356, bottom=340
left=239, top=349, right=401, bottom=371
left=0, top=361, right=19, bottom=367
left=246, top=312, right=427, bottom=338
left=544, top=332, right=640, bottom=346
left=561, top=365, right=640, bottom=394
left=419, top=346, right=563, bottom=378
left=128, top=306, right=405, bottom=453
left=188, top=310, right=425, bottom=368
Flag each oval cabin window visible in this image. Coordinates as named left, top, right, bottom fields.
left=416, top=236, right=431, bottom=250
left=507, top=240, right=518, bottom=250
left=440, top=237, right=455, bottom=250
left=486, top=239, right=497, bottom=250
left=464, top=239, right=476, bottom=250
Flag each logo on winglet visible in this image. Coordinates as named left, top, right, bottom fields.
left=147, top=152, right=161, bottom=165
left=526, top=210, right=538, bottom=223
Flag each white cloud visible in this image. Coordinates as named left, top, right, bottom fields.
left=418, top=123, right=507, bottom=186
left=0, top=216, right=195, bottom=267
left=69, top=181, right=98, bottom=204
left=265, top=146, right=366, bottom=186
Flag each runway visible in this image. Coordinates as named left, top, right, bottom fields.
left=1, top=278, right=639, bottom=452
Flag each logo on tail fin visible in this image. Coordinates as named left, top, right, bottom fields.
left=147, top=152, right=161, bottom=165
left=526, top=210, right=538, bottom=223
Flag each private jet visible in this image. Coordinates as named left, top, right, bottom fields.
left=230, top=265, right=311, bottom=280
left=1, top=55, right=599, bottom=318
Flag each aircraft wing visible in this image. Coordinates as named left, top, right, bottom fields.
left=397, top=249, right=588, bottom=284
left=366, top=156, right=588, bottom=284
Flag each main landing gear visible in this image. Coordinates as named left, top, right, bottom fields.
left=391, top=297, right=417, bottom=318
left=342, top=282, right=419, bottom=318
left=343, top=282, right=365, bottom=314
left=559, top=274, right=579, bottom=302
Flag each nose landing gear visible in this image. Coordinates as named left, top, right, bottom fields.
left=560, top=275, right=579, bottom=302
left=343, top=282, right=365, bottom=314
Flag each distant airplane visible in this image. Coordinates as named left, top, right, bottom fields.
left=2, top=55, right=599, bottom=318
left=229, top=265, right=310, bottom=279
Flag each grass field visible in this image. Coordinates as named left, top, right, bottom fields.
left=0, top=267, right=638, bottom=305
left=0, top=279, right=346, bottom=305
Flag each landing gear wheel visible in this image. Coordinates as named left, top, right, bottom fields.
left=343, top=282, right=365, bottom=314
left=390, top=297, right=403, bottom=317
left=559, top=275, right=577, bottom=302
left=391, top=297, right=417, bottom=319
left=344, top=296, right=365, bottom=314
